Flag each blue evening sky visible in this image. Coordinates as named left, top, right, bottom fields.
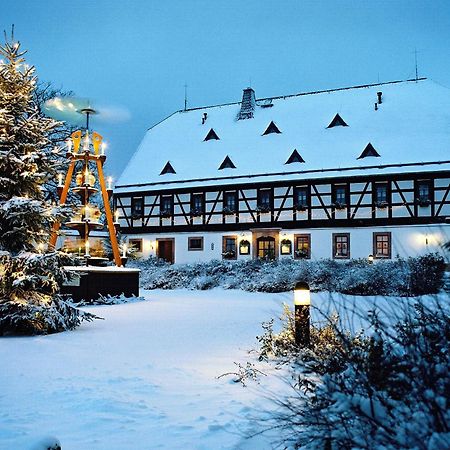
left=2, top=0, right=450, bottom=180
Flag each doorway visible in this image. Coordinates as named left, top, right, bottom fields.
left=256, top=236, right=276, bottom=260
left=157, top=238, right=175, bottom=264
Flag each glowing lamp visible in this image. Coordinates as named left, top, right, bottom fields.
left=294, top=281, right=311, bottom=346
left=114, top=210, right=120, bottom=223
left=122, top=243, right=127, bottom=258
left=57, top=173, right=63, bottom=187
left=368, top=254, right=374, bottom=264
left=107, top=176, right=112, bottom=190
left=294, top=281, right=311, bottom=306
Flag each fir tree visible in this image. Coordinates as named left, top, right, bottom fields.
left=0, top=32, right=95, bottom=335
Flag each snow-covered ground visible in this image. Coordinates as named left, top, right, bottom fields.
left=0, top=289, right=440, bottom=450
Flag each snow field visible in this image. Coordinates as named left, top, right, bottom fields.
left=0, top=289, right=443, bottom=449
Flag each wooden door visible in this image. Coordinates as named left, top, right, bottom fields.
left=157, top=238, right=175, bottom=264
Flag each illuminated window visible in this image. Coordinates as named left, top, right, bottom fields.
left=280, top=239, right=292, bottom=255
left=373, top=232, right=391, bottom=258
left=129, top=238, right=143, bottom=253
left=294, top=234, right=311, bottom=259
left=257, top=236, right=276, bottom=260
left=333, top=233, right=350, bottom=259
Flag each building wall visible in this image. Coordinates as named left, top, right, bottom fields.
left=124, top=224, right=450, bottom=264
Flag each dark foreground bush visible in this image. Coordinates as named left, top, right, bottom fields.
left=131, top=253, right=446, bottom=296
left=254, top=297, right=450, bottom=449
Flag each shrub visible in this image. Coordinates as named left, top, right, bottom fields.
left=254, top=297, right=450, bottom=449
left=130, top=253, right=447, bottom=296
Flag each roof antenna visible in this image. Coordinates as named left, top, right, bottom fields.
left=414, top=48, right=419, bottom=81
left=184, top=83, right=188, bottom=111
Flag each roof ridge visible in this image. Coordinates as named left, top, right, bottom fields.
left=179, top=77, right=427, bottom=113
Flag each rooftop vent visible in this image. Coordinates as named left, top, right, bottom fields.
left=327, top=113, right=348, bottom=128
left=285, top=149, right=305, bottom=164
left=204, top=128, right=220, bottom=141
left=237, top=87, right=256, bottom=120
left=202, top=112, right=208, bottom=124
left=357, top=143, right=380, bottom=159
left=262, top=121, right=281, bottom=135
left=377, top=91, right=382, bottom=104
left=160, top=161, right=176, bottom=175
left=218, top=155, right=236, bottom=170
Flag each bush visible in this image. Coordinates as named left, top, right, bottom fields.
left=254, top=297, right=450, bottom=449
left=130, top=253, right=446, bottom=296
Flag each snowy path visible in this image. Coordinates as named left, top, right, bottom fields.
left=0, top=289, right=292, bottom=450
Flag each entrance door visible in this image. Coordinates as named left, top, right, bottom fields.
left=257, top=236, right=276, bottom=260
left=157, top=238, right=175, bottom=264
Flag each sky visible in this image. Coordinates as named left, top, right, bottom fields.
left=2, top=0, right=450, bottom=180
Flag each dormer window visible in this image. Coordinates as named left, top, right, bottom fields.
left=262, top=121, right=281, bottom=135
left=357, top=143, right=380, bottom=159
left=160, top=161, right=176, bottom=175
left=204, top=128, right=220, bottom=141
left=218, top=155, right=236, bottom=170
left=327, top=113, right=348, bottom=128
left=285, top=149, right=305, bottom=164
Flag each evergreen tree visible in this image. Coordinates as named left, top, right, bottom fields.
left=0, top=33, right=94, bottom=335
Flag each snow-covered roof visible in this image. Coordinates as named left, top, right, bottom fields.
left=116, top=78, right=450, bottom=193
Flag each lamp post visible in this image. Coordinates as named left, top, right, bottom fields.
left=294, top=281, right=311, bottom=347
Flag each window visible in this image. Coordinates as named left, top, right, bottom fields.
left=333, top=233, right=350, bottom=259
left=239, top=239, right=250, bottom=255
left=257, top=189, right=272, bottom=212
left=285, top=149, right=305, bottom=164
left=223, top=191, right=237, bottom=213
left=129, top=238, right=143, bottom=253
left=327, top=113, right=348, bottom=128
left=262, top=121, right=281, bottom=135
left=160, top=161, right=176, bottom=175
left=333, top=185, right=347, bottom=208
left=188, top=237, right=204, bottom=251
left=373, top=232, right=391, bottom=259
left=416, top=180, right=432, bottom=206
left=374, top=183, right=389, bottom=207
left=191, top=193, right=204, bottom=216
left=131, top=197, right=144, bottom=218
left=280, top=239, right=292, bottom=255
left=218, top=156, right=236, bottom=170
left=294, top=234, right=311, bottom=259
left=357, top=143, right=380, bottom=159
left=204, top=128, right=220, bottom=141
left=294, top=186, right=309, bottom=210
left=222, top=236, right=237, bottom=259
left=257, top=236, right=276, bottom=260
left=160, top=195, right=173, bottom=217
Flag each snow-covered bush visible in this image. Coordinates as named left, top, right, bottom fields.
left=255, top=298, right=450, bottom=449
left=131, top=253, right=446, bottom=296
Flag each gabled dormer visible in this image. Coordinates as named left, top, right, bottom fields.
left=160, top=161, right=176, bottom=175
left=285, top=149, right=305, bottom=164
left=327, top=113, right=348, bottom=128
left=204, top=128, right=220, bottom=141
left=218, top=155, right=236, bottom=170
left=357, top=143, right=380, bottom=159
left=262, top=121, right=281, bottom=135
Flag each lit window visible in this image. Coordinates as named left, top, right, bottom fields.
left=280, top=239, right=292, bottom=255
left=257, top=236, right=276, bottom=260
left=129, top=239, right=143, bottom=253
left=333, top=233, right=350, bottom=259
left=188, top=237, right=204, bottom=251
left=295, top=234, right=311, bottom=259
left=374, top=233, right=391, bottom=258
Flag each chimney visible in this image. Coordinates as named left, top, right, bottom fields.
left=377, top=91, right=382, bottom=104
left=237, top=87, right=256, bottom=120
left=374, top=103, right=378, bottom=111
left=201, top=112, right=207, bottom=124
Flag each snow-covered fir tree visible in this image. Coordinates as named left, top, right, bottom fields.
left=0, top=33, right=94, bottom=335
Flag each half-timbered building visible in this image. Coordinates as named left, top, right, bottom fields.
left=115, top=78, right=450, bottom=263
